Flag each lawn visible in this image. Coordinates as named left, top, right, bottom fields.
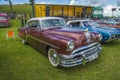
left=0, top=4, right=32, bottom=14
left=0, top=20, right=120, bottom=80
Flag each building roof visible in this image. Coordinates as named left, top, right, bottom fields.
left=35, top=3, right=93, bottom=8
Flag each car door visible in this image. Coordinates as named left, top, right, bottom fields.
left=26, top=20, right=42, bottom=50
left=26, top=20, right=48, bottom=53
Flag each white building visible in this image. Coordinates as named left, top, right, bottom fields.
left=104, top=6, right=120, bottom=17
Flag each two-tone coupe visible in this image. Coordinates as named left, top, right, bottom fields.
left=67, top=20, right=120, bottom=42
left=18, top=17, right=102, bottom=67
left=0, top=13, right=9, bottom=27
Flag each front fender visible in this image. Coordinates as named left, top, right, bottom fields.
left=96, top=30, right=111, bottom=42
left=45, top=34, right=74, bottom=55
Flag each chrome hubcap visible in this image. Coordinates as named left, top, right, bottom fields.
left=48, top=48, right=59, bottom=67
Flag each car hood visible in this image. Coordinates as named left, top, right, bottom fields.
left=44, top=27, right=87, bottom=45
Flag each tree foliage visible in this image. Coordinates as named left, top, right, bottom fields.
left=29, top=0, right=35, bottom=5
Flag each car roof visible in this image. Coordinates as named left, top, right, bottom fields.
left=28, top=17, right=64, bottom=22
left=68, top=19, right=94, bottom=22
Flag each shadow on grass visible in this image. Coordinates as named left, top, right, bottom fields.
left=100, top=40, right=120, bottom=47
left=59, top=57, right=101, bottom=71
left=28, top=44, right=102, bottom=71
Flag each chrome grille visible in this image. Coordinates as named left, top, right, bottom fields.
left=0, top=22, right=7, bottom=26
left=71, top=42, right=101, bottom=59
left=84, top=47, right=98, bottom=57
left=72, top=42, right=100, bottom=55
left=111, top=34, right=120, bottom=39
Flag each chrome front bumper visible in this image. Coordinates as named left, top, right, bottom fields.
left=59, top=42, right=102, bottom=67
left=107, top=34, right=120, bottom=42
left=0, top=22, right=9, bottom=27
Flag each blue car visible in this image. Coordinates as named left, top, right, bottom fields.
left=67, top=20, right=120, bottom=42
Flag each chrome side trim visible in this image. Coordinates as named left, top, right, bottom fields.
left=28, top=35, right=60, bottom=49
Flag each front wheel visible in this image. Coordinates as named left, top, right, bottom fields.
left=21, top=39, right=27, bottom=44
left=48, top=48, right=60, bottom=67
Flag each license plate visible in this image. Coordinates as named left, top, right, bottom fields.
left=88, top=53, right=98, bottom=61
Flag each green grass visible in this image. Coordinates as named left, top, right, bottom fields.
left=0, top=20, right=120, bottom=80
left=0, top=4, right=32, bottom=14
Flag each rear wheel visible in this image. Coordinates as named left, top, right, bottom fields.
left=48, top=48, right=60, bottom=67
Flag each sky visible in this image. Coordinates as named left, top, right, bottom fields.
left=0, top=0, right=117, bottom=5
left=0, top=0, right=120, bottom=16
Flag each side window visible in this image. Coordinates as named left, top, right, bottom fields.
left=83, top=21, right=89, bottom=27
left=70, top=22, right=80, bottom=28
left=28, top=20, right=40, bottom=28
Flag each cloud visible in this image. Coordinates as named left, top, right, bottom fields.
left=86, top=0, right=107, bottom=6
left=70, top=0, right=79, bottom=5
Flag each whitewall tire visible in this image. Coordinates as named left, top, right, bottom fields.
left=48, top=48, right=60, bottom=67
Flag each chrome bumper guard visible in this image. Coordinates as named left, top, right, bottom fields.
left=59, top=42, right=102, bottom=67
left=111, top=34, right=120, bottom=39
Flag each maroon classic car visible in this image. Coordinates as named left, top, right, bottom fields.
left=0, top=13, right=9, bottom=27
left=18, top=17, right=102, bottom=67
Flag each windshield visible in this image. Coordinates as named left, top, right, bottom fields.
left=109, top=19, right=118, bottom=24
left=0, top=16, right=7, bottom=20
left=41, top=19, right=67, bottom=29
left=83, top=21, right=99, bottom=27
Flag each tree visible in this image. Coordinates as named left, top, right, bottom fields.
left=4, top=0, right=13, bottom=13
left=29, top=0, right=35, bottom=17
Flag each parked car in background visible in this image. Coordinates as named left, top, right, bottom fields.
left=0, top=13, right=9, bottom=27
left=67, top=20, right=120, bottom=42
left=97, top=19, right=120, bottom=28
left=113, top=18, right=120, bottom=23
left=18, top=17, right=102, bottom=67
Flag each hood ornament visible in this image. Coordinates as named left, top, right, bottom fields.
left=84, top=28, right=91, bottom=43
left=85, top=28, right=89, bottom=32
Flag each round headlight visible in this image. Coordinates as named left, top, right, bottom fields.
left=67, top=41, right=75, bottom=51
left=98, top=34, right=102, bottom=41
